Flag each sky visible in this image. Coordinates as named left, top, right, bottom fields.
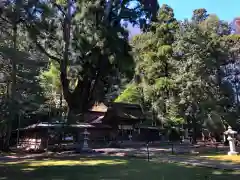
left=160, top=0, right=240, bottom=21
left=129, top=0, right=240, bottom=37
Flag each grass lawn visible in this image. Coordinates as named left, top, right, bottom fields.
left=0, top=156, right=239, bottom=180
left=200, top=155, right=240, bottom=163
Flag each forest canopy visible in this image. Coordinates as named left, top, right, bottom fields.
left=0, top=1, right=240, bottom=149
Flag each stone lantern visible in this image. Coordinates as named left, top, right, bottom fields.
left=224, top=126, right=238, bottom=155
left=128, top=134, right=132, bottom=141
left=82, top=129, right=91, bottom=151
left=62, top=112, right=67, bottom=122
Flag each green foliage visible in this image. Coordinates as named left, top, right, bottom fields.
left=128, top=6, right=240, bottom=134
left=115, top=84, right=141, bottom=104
left=192, top=8, right=209, bottom=23
left=0, top=46, right=47, bottom=114
left=154, top=77, right=175, bottom=92
left=39, top=61, right=61, bottom=95
left=172, top=11, right=238, bottom=134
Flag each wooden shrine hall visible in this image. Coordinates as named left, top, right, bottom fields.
left=16, top=102, right=160, bottom=151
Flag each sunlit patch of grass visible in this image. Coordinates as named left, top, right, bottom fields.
left=28, top=159, right=127, bottom=167
left=229, top=171, right=240, bottom=175
left=201, top=155, right=240, bottom=163
left=21, top=168, right=35, bottom=172
left=212, top=170, right=223, bottom=175
left=1, top=159, right=127, bottom=167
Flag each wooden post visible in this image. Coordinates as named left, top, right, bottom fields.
left=17, top=113, right=20, bottom=147
left=147, top=142, right=150, bottom=162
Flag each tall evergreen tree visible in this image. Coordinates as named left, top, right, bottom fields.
left=131, top=4, right=180, bottom=125
left=0, top=0, right=49, bottom=149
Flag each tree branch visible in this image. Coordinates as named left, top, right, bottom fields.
left=0, top=26, right=11, bottom=37
left=88, top=54, right=103, bottom=102
left=51, top=0, right=66, bottom=17
left=0, top=15, right=11, bottom=24
left=35, top=40, right=61, bottom=63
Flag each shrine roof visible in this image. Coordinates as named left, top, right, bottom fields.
left=85, top=102, right=145, bottom=124
left=18, top=122, right=111, bottom=130
left=110, top=103, right=144, bottom=119
left=103, top=102, right=145, bottom=124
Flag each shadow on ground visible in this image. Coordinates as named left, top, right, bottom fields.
left=0, top=156, right=239, bottom=180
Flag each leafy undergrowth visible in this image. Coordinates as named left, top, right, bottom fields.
left=0, top=156, right=239, bottom=180
left=201, top=155, right=240, bottom=163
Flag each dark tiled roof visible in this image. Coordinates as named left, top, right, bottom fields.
left=19, top=122, right=111, bottom=130
left=109, top=102, right=144, bottom=120
left=103, top=102, right=145, bottom=124
left=84, top=111, right=105, bottom=123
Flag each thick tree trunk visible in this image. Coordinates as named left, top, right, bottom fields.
left=191, top=117, right=197, bottom=144
left=59, top=1, right=112, bottom=125
left=60, top=51, right=106, bottom=123
left=3, top=0, right=20, bottom=151
left=164, top=59, right=169, bottom=115
left=2, top=123, right=12, bottom=151
left=61, top=75, right=93, bottom=123
left=62, top=77, right=93, bottom=152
